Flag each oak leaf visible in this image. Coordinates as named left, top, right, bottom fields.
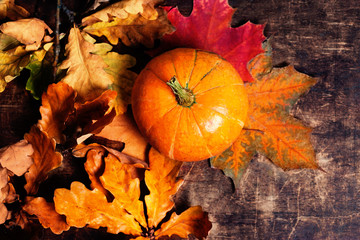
left=82, top=0, right=164, bottom=25
left=83, top=8, right=175, bottom=48
left=0, top=45, right=30, bottom=92
left=59, top=27, right=114, bottom=102
left=211, top=44, right=318, bottom=187
left=0, top=0, right=30, bottom=20
left=152, top=0, right=265, bottom=82
left=0, top=167, right=9, bottom=224
left=96, top=111, right=149, bottom=161
left=38, top=82, right=76, bottom=144
left=54, top=148, right=211, bottom=239
left=23, top=197, right=70, bottom=234
left=0, top=18, right=52, bottom=51
left=24, top=126, right=63, bottom=195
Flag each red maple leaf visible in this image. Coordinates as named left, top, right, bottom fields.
left=154, top=0, right=266, bottom=82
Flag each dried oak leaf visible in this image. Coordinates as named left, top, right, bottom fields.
left=54, top=148, right=211, bottom=239
left=0, top=18, right=52, bottom=51
left=152, top=0, right=265, bottom=83
left=59, top=27, right=114, bottom=102
left=211, top=43, right=318, bottom=188
left=0, top=45, right=30, bottom=92
left=0, top=167, right=9, bottom=224
left=23, top=197, right=70, bottom=234
left=83, top=8, right=175, bottom=48
left=82, top=0, right=164, bottom=25
left=0, top=139, right=33, bottom=176
left=38, top=82, right=76, bottom=144
left=0, top=0, right=30, bottom=20
left=24, top=126, right=63, bottom=195
left=96, top=111, right=149, bottom=161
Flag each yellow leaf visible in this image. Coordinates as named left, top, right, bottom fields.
left=23, top=197, right=70, bottom=234
left=0, top=45, right=30, bottom=92
left=0, top=0, right=29, bottom=20
left=84, top=8, right=175, bottom=47
left=144, top=148, right=183, bottom=228
left=0, top=18, right=52, bottom=51
left=155, top=206, right=212, bottom=240
left=102, top=52, right=137, bottom=114
left=24, top=126, right=63, bottom=195
left=82, top=0, right=163, bottom=25
left=59, top=27, right=114, bottom=102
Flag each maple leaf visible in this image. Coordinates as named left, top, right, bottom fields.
left=23, top=197, right=70, bottom=234
left=211, top=44, right=318, bottom=187
left=82, top=0, right=164, bottom=25
left=54, top=148, right=211, bottom=238
left=59, top=27, right=114, bottom=102
left=38, top=82, right=76, bottom=144
left=151, top=0, right=265, bottom=83
left=0, top=45, right=30, bottom=92
left=83, top=8, right=175, bottom=48
left=0, top=18, right=52, bottom=51
left=24, top=126, right=63, bottom=195
left=96, top=112, right=150, bottom=161
left=0, top=0, right=30, bottom=20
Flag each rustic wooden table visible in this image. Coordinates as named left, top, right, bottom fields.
left=0, top=0, right=359, bottom=239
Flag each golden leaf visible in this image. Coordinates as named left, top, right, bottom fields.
left=155, top=206, right=212, bottom=240
left=0, top=18, right=52, bottom=51
left=0, top=45, right=30, bottom=92
left=59, top=27, right=114, bottom=102
left=0, top=0, right=29, bottom=20
left=23, top=197, right=70, bottom=234
left=145, top=148, right=183, bottom=228
left=82, top=0, right=164, bottom=25
left=24, top=126, right=63, bottom=195
left=38, top=82, right=76, bottom=144
left=84, top=8, right=174, bottom=48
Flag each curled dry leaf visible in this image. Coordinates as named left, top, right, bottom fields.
left=0, top=0, right=30, bottom=20
left=54, top=147, right=211, bottom=238
left=23, top=197, right=70, bottom=234
left=0, top=18, right=53, bottom=51
left=82, top=0, right=164, bottom=25
left=153, top=0, right=265, bottom=82
left=0, top=167, right=9, bottom=224
left=83, top=8, right=175, bottom=48
left=24, top=126, right=63, bottom=195
left=59, top=27, right=114, bottom=102
left=145, top=147, right=183, bottom=228
left=0, top=139, right=33, bottom=176
left=97, top=111, right=149, bottom=161
left=38, top=82, right=76, bottom=144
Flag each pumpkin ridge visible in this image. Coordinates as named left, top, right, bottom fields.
left=144, top=68, right=169, bottom=83
left=145, top=104, right=178, bottom=134
left=168, top=107, right=184, bottom=159
left=193, top=83, right=244, bottom=96
left=185, top=49, right=198, bottom=88
left=190, top=59, right=222, bottom=91
left=190, top=108, right=214, bottom=157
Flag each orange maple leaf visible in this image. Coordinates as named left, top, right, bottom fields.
left=211, top=43, right=318, bottom=187
left=54, top=148, right=211, bottom=239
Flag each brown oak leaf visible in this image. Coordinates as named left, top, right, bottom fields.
left=0, top=0, right=30, bottom=20
left=24, top=126, right=63, bottom=195
left=23, top=197, right=70, bottom=234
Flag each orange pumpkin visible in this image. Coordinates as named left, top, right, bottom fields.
left=131, top=48, right=248, bottom=162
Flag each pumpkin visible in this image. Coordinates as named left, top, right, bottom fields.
left=131, top=48, right=248, bottom=162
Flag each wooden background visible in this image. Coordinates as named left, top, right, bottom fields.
left=0, top=0, right=359, bottom=239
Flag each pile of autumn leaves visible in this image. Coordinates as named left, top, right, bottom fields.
left=0, top=0, right=211, bottom=239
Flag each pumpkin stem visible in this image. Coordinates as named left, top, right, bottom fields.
left=167, top=76, right=196, bottom=107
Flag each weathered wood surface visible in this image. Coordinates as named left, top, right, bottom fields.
left=0, top=0, right=359, bottom=239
